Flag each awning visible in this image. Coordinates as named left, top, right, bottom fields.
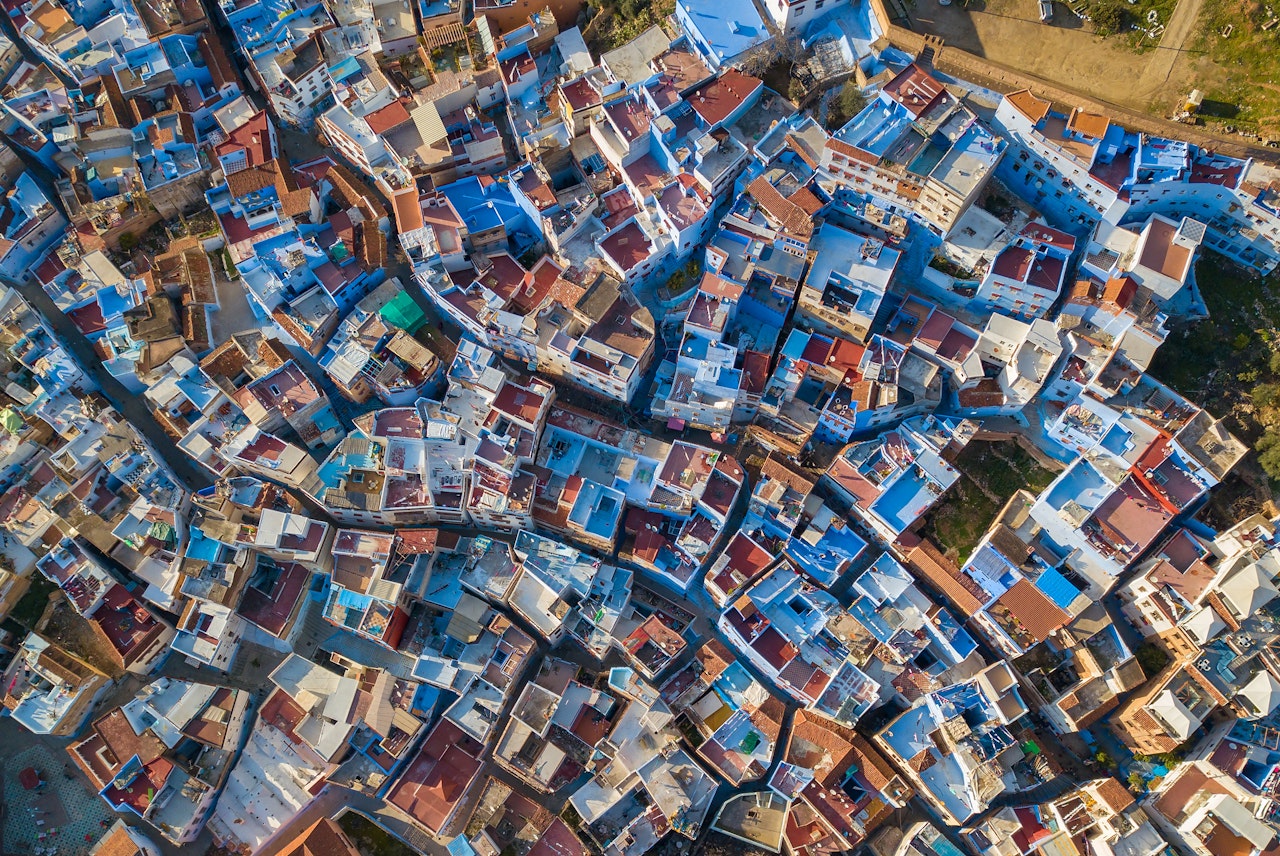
left=421, top=22, right=466, bottom=50
left=667, top=417, right=686, bottom=431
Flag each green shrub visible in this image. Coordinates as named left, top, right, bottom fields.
left=1092, top=2, right=1127, bottom=36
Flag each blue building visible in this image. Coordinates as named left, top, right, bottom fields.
left=674, top=0, right=769, bottom=70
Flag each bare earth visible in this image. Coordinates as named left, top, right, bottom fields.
left=906, top=0, right=1214, bottom=114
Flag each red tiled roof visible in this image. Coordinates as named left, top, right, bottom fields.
left=903, top=539, right=985, bottom=614
left=1067, top=108, right=1110, bottom=140
left=1021, top=222, right=1076, bottom=250
left=1103, top=275, right=1138, bottom=308
left=392, top=188, right=424, bottom=234
left=1094, top=777, right=1136, bottom=814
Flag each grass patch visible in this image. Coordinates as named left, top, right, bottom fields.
left=1135, top=642, right=1171, bottom=678
left=1149, top=251, right=1279, bottom=515
left=9, top=575, right=56, bottom=629
left=1190, top=0, right=1280, bottom=134
left=583, top=0, right=675, bottom=54
left=220, top=248, right=239, bottom=280
left=1121, top=0, right=1180, bottom=50
left=921, top=440, right=1056, bottom=563
left=337, top=813, right=415, bottom=856
left=824, top=82, right=867, bottom=132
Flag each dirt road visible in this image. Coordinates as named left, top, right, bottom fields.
left=1133, top=0, right=1208, bottom=105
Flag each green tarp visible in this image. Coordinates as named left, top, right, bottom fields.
left=379, top=291, right=426, bottom=333
left=0, top=408, right=22, bottom=435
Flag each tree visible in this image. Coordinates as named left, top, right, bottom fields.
left=1253, top=382, right=1280, bottom=410
left=739, top=34, right=806, bottom=79
left=1128, top=771, right=1146, bottom=792
left=1135, top=643, right=1170, bottom=678
left=1259, top=428, right=1280, bottom=480
left=840, top=82, right=867, bottom=118
left=118, top=231, right=138, bottom=252
left=825, top=81, right=868, bottom=130
left=1092, top=1, right=1127, bottom=36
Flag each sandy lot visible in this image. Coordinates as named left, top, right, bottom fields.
left=904, top=0, right=1212, bottom=114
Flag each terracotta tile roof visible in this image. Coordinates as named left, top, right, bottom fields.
left=199, top=31, right=238, bottom=91
left=358, top=222, right=387, bottom=270
left=695, top=639, right=734, bottom=681
left=1103, top=275, right=1137, bottom=309
left=226, top=162, right=277, bottom=198
left=1006, top=89, right=1051, bottom=124
left=1068, top=278, right=1099, bottom=302
left=92, top=823, right=148, bottom=856
left=826, top=136, right=880, bottom=164
left=1021, top=222, right=1076, bottom=250
left=792, top=186, right=823, bottom=216
left=698, top=270, right=744, bottom=301
left=1068, top=108, right=1110, bottom=140
left=688, top=70, right=762, bottom=127
left=883, top=63, right=946, bottom=117
left=328, top=163, right=387, bottom=222
left=1094, top=777, right=1135, bottom=814
left=908, top=748, right=937, bottom=772
left=392, top=188, right=424, bottom=234
left=759, top=453, right=815, bottom=495
left=746, top=176, right=814, bottom=240
left=366, top=101, right=413, bottom=135
left=787, top=710, right=856, bottom=779
left=276, top=817, right=360, bottom=856
left=751, top=695, right=786, bottom=743
left=993, top=579, right=1069, bottom=644
left=1207, top=590, right=1243, bottom=633
left=904, top=540, right=985, bottom=614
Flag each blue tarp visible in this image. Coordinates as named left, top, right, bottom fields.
left=329, top=56, right=361, bottom=81
left=1035, top=566, right=1080, bottom=611
left=335, top=588, right=372, bottom=610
